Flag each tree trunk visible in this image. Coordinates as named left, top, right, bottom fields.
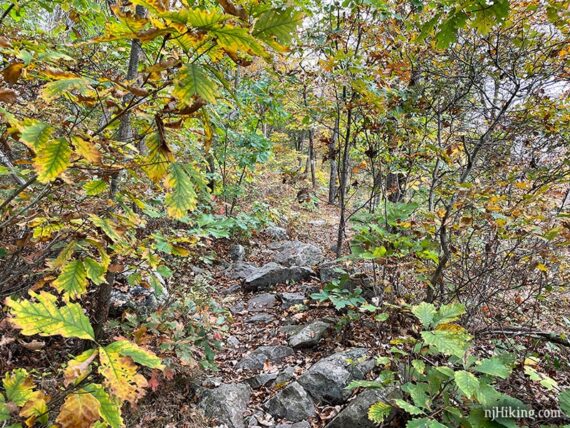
left=328, top=112, right=340, bottom=204
left=335, top=102, right=353, bottom=258
left=93, top=5, right=145, bottom=341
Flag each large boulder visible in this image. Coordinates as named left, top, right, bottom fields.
left=236, top=345, right=295, bottom=371
left=298, top=348, right=375, bottom=404
left=265, top=382, right=316, bottom=422
left=288, top=320, right=330, bottom=348
left=325, top=388, right=397, bottom=428
left=227, top=261, right=258, bottom=280
left=199, top=383, right=252, bottom=428
left=243, top=262, right=313, bottom=291
left=270, top=241, right=324, bottom=267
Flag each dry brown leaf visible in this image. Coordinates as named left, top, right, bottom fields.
left=0, top=88, right=17, bottom=103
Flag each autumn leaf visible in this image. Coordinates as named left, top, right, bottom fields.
left=3, top=62, right=24, bottom=84
left=56, top=391, right=101, bottom=428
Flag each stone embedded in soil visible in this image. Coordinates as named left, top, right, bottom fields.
left=227, top=261, right=258, bottom=280
left=270, top=240, right=324, bottom=267
left=245, top=313, right=275, bottom=323
left=288, top=320, right=331, bottom=348
left=236, top=345, right=295, bottom=371
left=280, top=292, right=305, bottom=309
left=246, top=372, right=278, bottom=389
left=279, top=324, right=304, bottom=336
left=325, top=388, right=398, bottom=428
left=298, top=348, right=375, bottom=404
left=275, top=366, right=296, bottom=386
left=199, top=383, right=252, bottom=428
left=264, top=381, right=316, bottom=422
left=318, top=262, right=347, bottom=283
left=230, top=244, right=246, bottom=261
left=275, top=422, right=311, bottom=428
left=264, top=225, right=289, bottom=240
left=247, top=293, right=277, bottom=312
left=243, top=262, right=314, bottom=291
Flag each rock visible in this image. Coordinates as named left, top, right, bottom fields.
left=275, top=366, right=296, bottom=386
left=201, top=376, right=223, bottom=388
left=264, top=225, right=288, bottom=240
left=319, top=262, right=347, bottom=283
left=230, top=244, right=246, bottom=262
left=245, top=313, right=275, bottom=324
left=265, top=382, right=316, bottom=422
left=280, top=292, right=305, bottom=309
left=276, top=423, right=311, bottom=428
left=236, top=345, right=294, bottom=371
left=247, top=293, right=277, bottom=312
left=243, top=262, right=314, bottom=291
left=227, top=335, right=240, bottom=348
left=279, top=324, right=304, bottom=336
left=325, top=388, right=398, bottom=428
left=308, top=219, right=326, bottom=226
left=298, top=348, right=374, bottom=404
left=227, top=261, right=258, bottom=280
left=224, top=284, right=242, bottom=294
left=109, top=283, right=168, bottom=317
left=270, top=241, right=324, bottom=267
left=230, top=301, right=246, bottom=315
left=199, top=383, right=252, bottom=428
left=288, top=320, right=330, bottom=348
left=246, top=372, right=278, bottom=389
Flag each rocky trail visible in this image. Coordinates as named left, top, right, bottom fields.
left=189, top=218, right=395, bottom=428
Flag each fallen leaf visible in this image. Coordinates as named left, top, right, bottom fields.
left=3, top=62, right=24, bottom=84
left=19, top=339, right=46, bottom=351
left=0, top=88, right=17, bottom=103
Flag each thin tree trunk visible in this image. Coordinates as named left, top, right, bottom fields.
left=336, top=97, right=353, bottom=258
left=93, top=5, right=145, bottom=341
left=328, top=112, right=339, bottom=204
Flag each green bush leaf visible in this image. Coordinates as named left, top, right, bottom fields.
left=454, top=370, right=479, bottom=399
left=368, top=401, right=392, bottom=423
left=412, top=302, right=436, bottom=328
left=475, top=357, right=512, bottom=379
left=34, top=137, right=72, bottom=183
left=52, top=259, right=88, bottom=299
left=173, top=64, right=218, bottom=104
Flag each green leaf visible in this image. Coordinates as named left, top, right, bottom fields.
left=6, top=291, right=95, bottom=341
left=84, top=257, right=106, bottom=285
left=405, top=382, right=430, bottom=409
left=19, top=120, right=53, bottom=150
left=560, top=388, right=570, bottom=417
left=40, top=77, right=93, bottom=102
left=421, top=330, right=471, bottom=358
left=394, top=398, right=424, bottom=415
left=105, top=340, right=164, bottom=369
left=346, top=380, right=385, bottom=390
left=52, top=259, right=88, bottom=299
left=433, top=303, right=465, bottom=327
left=84, top=179, right=108, bottom=196
left=173, top=64, right=218, bottom=104
left=0, top=394, right=10, bottom=421
left=34, top=137, right=72, bottom=183
left=407, top=418, right=449, bottom=428
left=412, top=359, right=426, bottom=374
left=475, top=357, right=512, bottom=379
left=412, top=302, right=436, bottom=328
left=210, top=26, right=266, bottom=57
left=83, top=383, right=123, bottom=428
left=253, top=7, right=302, bottom=47
left=3, top=369, right=34, bottom=406
left=454, top=370, right=479, bottom=399
left=165, top=163, right=197, bottom=219
left=368, top=401, right=392, bottom=424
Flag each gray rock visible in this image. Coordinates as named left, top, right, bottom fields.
left=275, top=366, right=296, bottom=386
left=276, top=423, right=311, bottom=428
left=280, top=292, right=305, bottom=309
left=246, top=372, right=278, bottom=389
left=289, top=320, right=330, bottom=348
left=245, top=313, right=275, bottom=324
left=265, top=225, right=289, bottom=240
left=325, top=388, right=398, bottom=428
left=199, top=383, right=252, bottom=428
left=248, top=293, right=277, bottom=312
left=319, top=262, right=347, bottom=283
left=265, top=382, right=316, bottom=422
left=298, top=348, right=374, bottom=404
left=230, top=244, right=246, bottom=262
left=279, top=324, right=304, bottom=336
left=109, top=282, right=168, bottom=317
left=227, top=261, right=258, bottom=280
left=244, top=262, right=314, bottom=291
left=270, top=241, right=324, bottom=267
left=227, top=335, right=240, bottom=348
left=230, top=301, right=246, bottom=315
left=236, top=345, right=295, bottom=371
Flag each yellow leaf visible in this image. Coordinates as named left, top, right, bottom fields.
left=19, top=390, right=49, bottom=427
left=64, top=349, right=99, bottom=387
left=56, top=391, right=101, bottom=428
left=72, top=136, right=101, bottom=164
left=34, top=138, right=72, bottom=183
left=99, top=347, right=147, bottom=404
left=536, top=263, right=548, bottom=272
left=3, top=62, right=24, bottom=84
left=52, top=259, right=89, bottom=299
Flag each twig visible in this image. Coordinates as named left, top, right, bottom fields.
left=476, top=327, right=570, bottom=347
left=0, top=174, right=37, bottom=213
